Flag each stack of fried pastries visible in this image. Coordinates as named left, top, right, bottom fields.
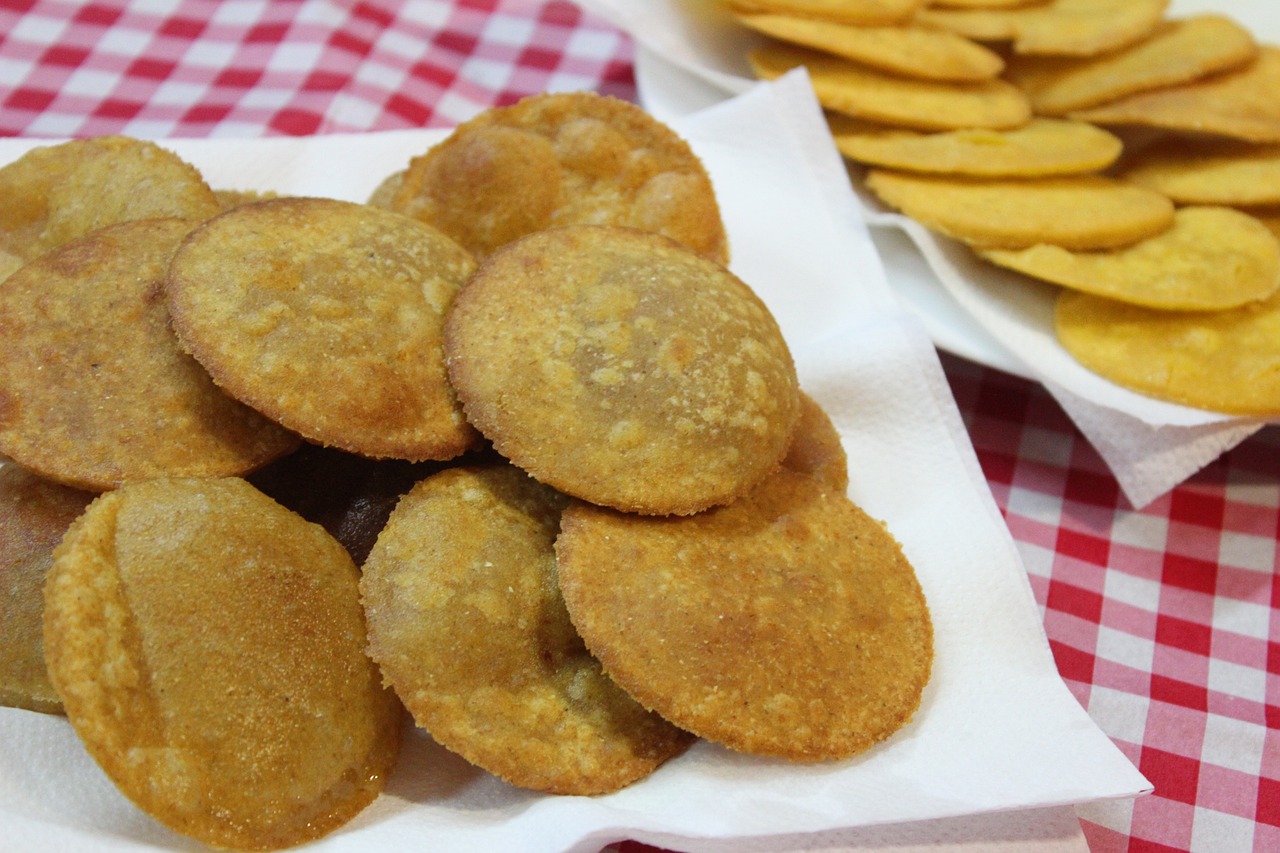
left=735, top=0, right=1280, bottom=415
left=0, top=93, right=932, bottom=850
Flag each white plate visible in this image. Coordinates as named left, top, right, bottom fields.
left=622, top=0, right=1280, bottom=394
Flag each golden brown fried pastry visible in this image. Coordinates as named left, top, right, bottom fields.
left=916, top=0, right=1168, bottom=57
left=1071, top=47, right=1280, bottom=144
left=391, top=91, right=728, bottom=263
left=865, top=170, right=1175, bottom=250
left=981, top=206, right=1280, bottom=310
left=0, top=218, right=299, bottom=491
left=445, top=225, right=800, bottom=516
left=830, top=115, right=1122, bottom=177
left=749, top=42, right=1030, bottom=131
left=1004, top=16, right=1257, bottom=116
left=556, top=465, right=932, bottom=761
left=167, top=197, right=480, bottom=462
left=1120, top=138, right=1280, bottom=207
left=361, top=464, right=693, bottom=794
left=726, top=0, right=926, bottom=26
left=736, top=14, right=1005, bottom=82
left=784, top=391, right=849, bottom=492
left=44, top=477, right=401, bottom=850
left=0, top=464, right=93, bottom=714
left=0, top=136, right=220, bottom=263
left=1055, top=287, right=1280, bottom=415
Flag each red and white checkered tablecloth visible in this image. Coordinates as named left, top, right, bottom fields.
left=2, top=2, right=1277, bottom=852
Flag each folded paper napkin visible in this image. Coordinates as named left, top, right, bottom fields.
left=572, top=0, right=1278, bottom=508
left=0, top=75, right=1147, bottom=852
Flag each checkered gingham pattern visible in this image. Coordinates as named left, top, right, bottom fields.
left=2, top=3, right=1278, bottom=852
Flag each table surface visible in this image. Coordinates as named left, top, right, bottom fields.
left=2, top=2, right=1277, bottom=852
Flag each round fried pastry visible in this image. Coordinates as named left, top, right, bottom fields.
left=916, top=0, right=1167, bottom=57
left=392, top=92, right=727, bottom=263
left=361, top=464, right=693, bottom=794
left=0, top=218, right=299, bottom=491
left=1121, top=139, right=1280, bottom=207
left=981, top=206, right=1280, bottom=310
left=0, top=136, right=220, bottom=263
left=444, top=225, right=800, bottom=516
left=0, top=464, right=93, bottom=714
left=830, top=116, right=1122, bottom=177
left=725, top=0, right=926, bottom=27
left=784, top=391, right=848, bottom=492
left=556, top=467, right=933, bottom=761
left=1004, top=16, right=1258, bottom=116
left=43, top=477, right=401, bottom=850
left=1055, top=288, right=1280, bottom=415
left=864, top=170, right=1175, bottom=250
left=1071, top=48, right=1280, bottom=144
left=749, top=42, right=1030, bottom=131
left=736, top=14, right=1005, bottom=82
left=167, top=197, right=480, bottom=462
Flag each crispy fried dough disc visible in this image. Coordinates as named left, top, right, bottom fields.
left=445, top=225, right=800, bottom=516
left=1243, top=205, right=1280, bottom=241
left=367, top=169, right=404, bottom=209
left=167, top=197, right=479, bottom=462
left=749, top=42, right=1030, bottom=130
left=0, top=249, right=22, bottom=283
left=392, top=92, right=727, bottom=264
left=1071, top=48, right=1280, bottom=144
left=982, top=206, right=1280, bottom=310
left=737, top=14, right=1005, bottom=81
left=929, top=0, right=1045, bottom=7
left=0, top=464, right=93, bottom=714
left=1004, top=16, right=1258, bottom=116
left=1120, top=139, right=1280, bottom=207
left=43, top=477, right=401, bottom=850
left=917, top=0, right=1168, bottom=57
left=361, top=464, right=693, bottom=794
left=0, top=136, right=220, bottom=264
left=865, top=169, right=1175, bottom=249
left=786, top=391, right=849, bottom=492
left=1055, top=288, right=1280, bottom=415
left=726, top=0, right=925, bottom=26
left=0, top=219, right=298, bottom=491
left=556, top=466, right=933, bottom=761
left=830, top=115, right=1121, bottom=176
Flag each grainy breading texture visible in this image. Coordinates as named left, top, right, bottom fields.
left=391, top=92, right=728, bottom=263
left=0, top=136, right=220, bottom=263
left=981, top=206, right=1280, bottom=311
left=42, top=477, right=402, bottom=851
left=1055, top=288, right=1280, bottom=415
left=445, top=225, right=800, bottom=516
left=749, top=42, right=1030, bottom=131
left=555, top=463, right=933, bottom=761
left=865, top=170, right=1175, bottom=250
left=0, top=218, right=299, bottom=491
left=361, top=464, right=693, bottom=794
left=0, top=463, right=93, bottom=714
left=167, top=197, right=480, bottom=462
left=782, top=392, right=849, bottom=492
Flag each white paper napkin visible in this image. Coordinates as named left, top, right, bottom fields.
left=571, top=0, right=1279, bottom=508
left=0, top=75, right=1147, bottom=852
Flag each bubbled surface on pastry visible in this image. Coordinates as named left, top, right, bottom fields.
left=166, top=197, right=480, bottom=462
left=444, top=225, right=800, bottom=516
